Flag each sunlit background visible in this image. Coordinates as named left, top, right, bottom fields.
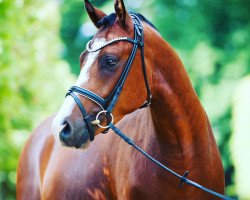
left=0, top=0, right=249, bottom=199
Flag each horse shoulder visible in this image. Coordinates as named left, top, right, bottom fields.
left=108, top=109, right=158, bottom=199
left=16, top=115, right=56, bottom=200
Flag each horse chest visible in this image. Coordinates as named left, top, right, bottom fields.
left=111, top=149, right=187, bottom=200
left=38, top=141, right=116, bottom=200
left=39, top=141, right=177, bottom=200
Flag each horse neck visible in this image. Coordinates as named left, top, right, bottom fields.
left=145, top=34, right=214, bottom=166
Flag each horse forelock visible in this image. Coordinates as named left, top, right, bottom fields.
left=97, top=12, right=158, bottom=32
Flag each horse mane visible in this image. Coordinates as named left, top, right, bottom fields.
left=97, top=12, right=159, bottom=32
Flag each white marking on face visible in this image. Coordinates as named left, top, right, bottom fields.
left=52, top=96, right=75, bottom=139
left=75, top=38, right=107, bottom=87
left=52, top=38, right=107, bottom=138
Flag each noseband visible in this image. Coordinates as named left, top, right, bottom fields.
left=66, top=14, right=152, bottom=141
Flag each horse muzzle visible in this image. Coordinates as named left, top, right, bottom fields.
left=59, top=119, right=91, bottom=149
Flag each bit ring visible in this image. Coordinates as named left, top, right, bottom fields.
left=95, top=110, right=114, bottom=129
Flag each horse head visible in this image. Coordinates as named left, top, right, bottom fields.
left=52, top=0, right=155, bottom=149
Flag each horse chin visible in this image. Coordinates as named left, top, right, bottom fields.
left=78, top=139, right=90, bottom=150
left=57, top=127, right=91, bottom=149
left=60, top=136, right=90, bottom=150
left=72, top=130, right=91, bottom=149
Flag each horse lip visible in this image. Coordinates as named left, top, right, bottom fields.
left=59, top=125, right=90, bottom=149
left=78, top=139, right=91, bottom=150
left=73, top=129, right=90, bottom=149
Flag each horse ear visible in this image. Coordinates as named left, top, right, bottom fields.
left=84, top=0, right=107, bottom=28
left=114, top=0, right=130, bottom=28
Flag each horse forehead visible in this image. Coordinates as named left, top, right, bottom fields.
left=97, top=22, right=130, bottom=40
left=90, top=37, right=107, bottom=49
left=75, top=37, right=107, bottom=87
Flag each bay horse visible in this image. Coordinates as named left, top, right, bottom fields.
left=17, top=0, right=226, bottom=199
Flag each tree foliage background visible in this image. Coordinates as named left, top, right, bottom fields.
left=0, top=0, right=249, bottom=199
left=0, top=0, right=74, bottom=199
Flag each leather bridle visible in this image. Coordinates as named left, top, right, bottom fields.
left=66, top=14, right=151, bottom=141
left=65, top=13, right=234, bottom=200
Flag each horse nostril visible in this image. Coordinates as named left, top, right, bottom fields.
left=58, top=119, right=89, bottom=148
left=59, top=122, right=72, bottom=142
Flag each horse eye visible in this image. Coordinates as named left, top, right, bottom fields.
left=106, top=58, right=117, bottom=67
left=100, top=54, right=119, bottom=71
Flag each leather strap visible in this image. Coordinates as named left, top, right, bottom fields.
left=68, top=92, right=95, bottom=141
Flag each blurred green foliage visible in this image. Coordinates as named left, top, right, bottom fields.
left=0, top=0, right=74, bottom=199
left=231, top=77, right=250, bottom=200
left=60, top=0, right=106, bottom=74
left=0, top=0, right=249, bottom=199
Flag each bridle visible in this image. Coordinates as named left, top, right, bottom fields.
left=66, top=13, right=152, bottom=141
left=65, top=13, right=235, bottom=200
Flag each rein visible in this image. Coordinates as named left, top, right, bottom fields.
left=108, top=123, right=235, bottom=200
left=66, top=13, right=235, bottom=200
